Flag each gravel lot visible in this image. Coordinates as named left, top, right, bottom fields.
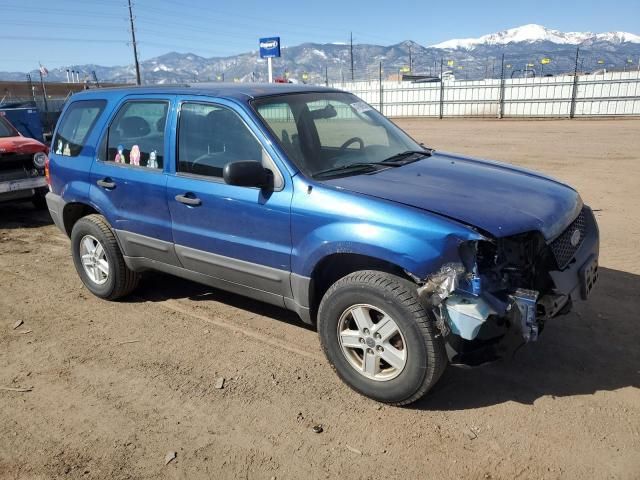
left=1, top=118, right=639, bottom=479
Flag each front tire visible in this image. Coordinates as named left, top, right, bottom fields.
left=70, top=214, right=139, bottom=300
left=318, top=270, right=447, bottom=405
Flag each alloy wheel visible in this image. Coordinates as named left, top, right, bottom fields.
left=337, top=304, right=407, bottom=381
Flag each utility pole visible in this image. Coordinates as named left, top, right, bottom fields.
left=127, top=0, right=141, bottom=85
left=408, top=45, right=412, bottom=73
left=569, top=47, right=580, bottom=119
left=439, top=58, right=444, bottom=119
left=350, top=32, right=354, bottom=81
left=325, top=65, right=328, bottom=86
left=379, top=62, right=383, bottom=114
left=498, top=53, right=505, bottom=119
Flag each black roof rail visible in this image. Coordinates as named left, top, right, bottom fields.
left=85, top=83, right=192, bottom=91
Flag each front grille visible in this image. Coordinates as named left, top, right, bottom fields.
left=549, top=208, right=587, bottom=269
left=0, top=153, right=34, bottom=172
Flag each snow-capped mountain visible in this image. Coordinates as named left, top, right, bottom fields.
left=430, top=24, right=640, bottom=50
left=1, top=25, right=638, bottom=85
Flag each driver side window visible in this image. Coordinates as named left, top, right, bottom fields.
left=177, top=103, right=262, bottom=178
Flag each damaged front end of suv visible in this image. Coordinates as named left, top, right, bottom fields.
left=416, top=205, right=599, bottom=365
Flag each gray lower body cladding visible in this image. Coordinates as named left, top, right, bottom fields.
left=116, top=230, right=313, bottom=325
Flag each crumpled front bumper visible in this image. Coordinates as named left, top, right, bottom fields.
left=419, top=207, right=600, bottom=365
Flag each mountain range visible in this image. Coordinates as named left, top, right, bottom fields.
left=3, top=24, right=639, bottom=85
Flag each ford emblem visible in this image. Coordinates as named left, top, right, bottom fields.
left=570, top=229, right=581, bottom=247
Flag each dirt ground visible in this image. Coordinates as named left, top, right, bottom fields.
left=1, top=118, right=639, bottom=480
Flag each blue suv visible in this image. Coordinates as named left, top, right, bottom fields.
left=46, top=84, right=599, bottom=405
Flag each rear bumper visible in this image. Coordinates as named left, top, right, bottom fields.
left=46, top=192, right=67, bottom=235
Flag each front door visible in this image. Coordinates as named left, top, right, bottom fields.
left=166, top=99, right=292, bottom=303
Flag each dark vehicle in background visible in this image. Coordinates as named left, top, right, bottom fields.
left=0, top=104, right=46, bottom=143
left=0, top=114, right=49, bottom=208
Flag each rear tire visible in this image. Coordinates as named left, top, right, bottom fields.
left=318, top=270, right=447, bottom=406
left=70, top=214, right=140, bottom=300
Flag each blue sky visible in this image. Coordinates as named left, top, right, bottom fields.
left=3, top=0, right=639, bottom=71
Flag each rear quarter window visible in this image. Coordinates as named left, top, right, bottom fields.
left=53, top=100, right=106, bottom=157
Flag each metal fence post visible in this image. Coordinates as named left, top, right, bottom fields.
left=498, top=53, right=505, bottom=118
left=569, top=47, right=580, bottom=119
left=26, top=74, right=36, bottom=103
left=38, top=70, right=49, bottom=115
left=439, top=58, right=444, bottom=119
left=379, top=62, right=384, bottom=115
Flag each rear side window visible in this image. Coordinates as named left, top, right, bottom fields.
left=53, top=100, right=106, bottom=157
left=105, top=101, right=168, bottom=170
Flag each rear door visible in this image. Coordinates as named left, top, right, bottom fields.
left=89, top=95, right=179, bottom=265
left=166, top=98, right=293, bottom=303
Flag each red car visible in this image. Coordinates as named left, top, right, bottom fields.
left=0, top=114, right=49, bottom=208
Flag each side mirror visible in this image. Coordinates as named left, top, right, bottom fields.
left=223, top=160, right=272, bottom=188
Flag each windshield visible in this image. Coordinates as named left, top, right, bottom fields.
left=253, top=92, right=425, bottom=178
left=0, top=117, right=19, bottom=138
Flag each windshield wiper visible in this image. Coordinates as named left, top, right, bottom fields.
left=379, top=149, right=433, bottom=165
left=312, top=162, right=391, bottom=179
left=312, top=149, right=433, bottom=179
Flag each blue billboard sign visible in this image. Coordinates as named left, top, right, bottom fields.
left=259, top=37, right=281, bottom=58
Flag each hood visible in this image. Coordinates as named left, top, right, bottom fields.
left=0, top=136, right=47, bottom=155
left=324, top=152, right=582, bottom=240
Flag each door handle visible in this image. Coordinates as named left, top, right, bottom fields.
left=175, top=194, right=202, bottom=206
left=97, top=178, right=116, bottom=189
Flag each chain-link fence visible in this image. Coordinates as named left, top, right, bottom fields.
left=304, top=45, right=640, bottom=85
left=325, top=51, right=640, bottom=119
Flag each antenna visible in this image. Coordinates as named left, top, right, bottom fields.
left=127, top=0, right=142, bottom=85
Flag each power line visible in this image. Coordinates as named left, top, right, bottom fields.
left=133, top=0, right=402, bottom=46
left=134, top=0, right=357, bottom=36
left=2, top=5, right=125, bottom=19
left=7, top=21, right=127, bottom=32
left=0, top=35, right=125, bottom=44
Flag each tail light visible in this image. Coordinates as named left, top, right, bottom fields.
left=45, top=154, right=51, bottom=188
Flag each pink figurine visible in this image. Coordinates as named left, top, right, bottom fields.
left=114, top=144, right=125, bottom=163
left=130, top=145, right=141, bottom=166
